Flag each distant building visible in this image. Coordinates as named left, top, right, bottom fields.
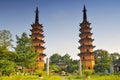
left=78, top=5, right=95, bottom=70
left=30, top=7, right=46, bottom=70
left=57, top=60, right=68, bottom=69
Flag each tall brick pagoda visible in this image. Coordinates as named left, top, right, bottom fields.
left=30, top=7, right=46, bottom=70
left=78, top=5, right=95, bottom=70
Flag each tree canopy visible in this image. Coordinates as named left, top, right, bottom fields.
left=15, top=32, right=38, bottom=69
left=50, top=53, right=79, bottom=73
left=0, top=30, right=13, bottom=48
left=94, top=49, right=112, bottom=73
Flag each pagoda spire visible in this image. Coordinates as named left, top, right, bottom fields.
left=35, top=7, right=39, bottom=24
left=83, top=5, right=87, bottom=22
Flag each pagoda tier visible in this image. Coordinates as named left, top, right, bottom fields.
left=30, top=29, right=43, bottom=33
left=30, top=7, right=46, bottom=70
left=32, top=38, right=45, bottom=43
left=31, top=24, right=43, bottom=29
left=30, top=33, right=44, bottom=36
left=30, top=34, right=44, bottom=39
left=80, top=27, right=92, bottom=32
left=79, top=38, right=94, bottom=42
left=80, top=22, right=91, bottom=28
left=34, top=46, right=45, bottom=50
left=79, top=45, right=95, bottom=49
left=78, top=5, right=95, bottom=70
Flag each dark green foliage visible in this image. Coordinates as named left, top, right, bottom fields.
left=94, top=49, right=112, bottom=73
left=0, top=31, right=38, bottom=75
left=15, top=32, right=38, bottom=71
left=50, top=53, right=61, bottom=64
left=66, top=60, right=78, bottom=73
left=111, top=52, right=120, bottom=63
left=0, top=60, right=16, bottom=75
left=50, top=53, right=79, bottom=73
left=61, top=53, right=71, bottom=63
left=50, top=64, right=61, bottom=73
left=94, top=63, right=110, bottom=73
left=0, top=46, right=16, bottom=75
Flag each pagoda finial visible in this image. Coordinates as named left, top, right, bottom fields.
left=83, top=5, right=87, bottom=22
left=35, top=7, right=39, bottom=24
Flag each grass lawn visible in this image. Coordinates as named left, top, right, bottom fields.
left=0, top=74, right=120, bottom=80
left=66, top=74, right=120, bottom=80
left=0, top=75, right=62, bottom=80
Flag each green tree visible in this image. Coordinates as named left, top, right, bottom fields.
left=66, top=59, right=78, bottom=73
left=94, top=49, right=112, bottom=73
left=0, top=46, right=16, bottom=75
left=0, top=46, right=9, bottom=60
left=15, top=32, right=37, bottom=72
left=0, top=60, right=16, bottom=76
left=0, top=30, right=13, bottom=48
left=50, top=64, right=61, bottom=73
left=50, top=53, right=61, bottom=64
left=111, top=52, right=120, bottom=63
left=50, top=53, right=79, bottom=73
left=0, top=46, right=17, bottom=61
left=61, top=53, right=72, bottom=63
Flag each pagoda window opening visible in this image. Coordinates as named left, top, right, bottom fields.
left=39, top=58, right=41, bottom=60
left=87, top=49, right=89, bottom=52
left=39, top=44, right=41, bottom=46
left=88, top=67, right=90, bottom=69
left=35, top=37, right=37, bottom=39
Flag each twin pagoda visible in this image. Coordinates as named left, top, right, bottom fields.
left=30, top=5, right=95, bottom=70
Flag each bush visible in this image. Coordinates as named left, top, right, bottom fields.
left=0, top=60, right=16, bottom=76
left=83, top=69, right=94, bottom=77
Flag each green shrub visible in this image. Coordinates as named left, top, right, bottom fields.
left=83, top=69, right=94, bottom=76
left=0, top=60, right=16, bottom=76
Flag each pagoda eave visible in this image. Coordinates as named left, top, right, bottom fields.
left=30, top=29, right=43, bottom=32
left=80, top=22, right=91, bottom=26
left=79, top=38, right=94, bottom=42
left=34, top=46, right=46, bottom=49
left=79, top=28, right=92, bottom=32
left=78, top=52, right=94, bottom=57
left=31, top=34, right=45, bottom=38
left=78, top=45, right=95, bottom=49
left=79, top=32, right=93, bottom=36
left=39, top=53, right=46, bottom=56
left=31, top=23, right=43, bottom=26
left=32, top=39, right=45, bottom=43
